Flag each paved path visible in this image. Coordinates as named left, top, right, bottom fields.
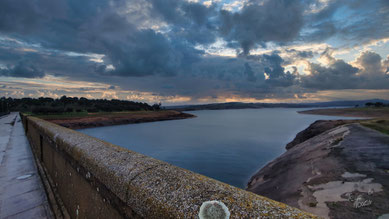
left=0, top=113, right=52, bottom=218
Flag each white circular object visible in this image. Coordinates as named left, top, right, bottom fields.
left=199, top=200, right=230, bottom=219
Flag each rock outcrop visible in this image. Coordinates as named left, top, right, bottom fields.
left=247, top=123, right=389, bottom=219
left=285, top=120, right=357, bottom=150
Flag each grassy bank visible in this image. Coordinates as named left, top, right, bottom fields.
left=28, top=110, right=159, bottom=120
left=360, top=119, right=389, bottom=135
left=30, top=110, right=195, bottom=129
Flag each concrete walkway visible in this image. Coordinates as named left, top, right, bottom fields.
left=0, top=113, right=52, bottom=218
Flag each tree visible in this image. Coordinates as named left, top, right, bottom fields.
left=152, top=103, right=162, bottom=111
left=374, top=102, right=384, bottom=107
left=0, top=96, right=156, bottom=114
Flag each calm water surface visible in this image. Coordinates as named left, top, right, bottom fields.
left=79, top=108, right=358, bottom=188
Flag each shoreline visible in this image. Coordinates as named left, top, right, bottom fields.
left=299, top=107, right=389, bottom=118
left=41, top=110, right=196, bottom=129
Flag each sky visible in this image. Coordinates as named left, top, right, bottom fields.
left=0, top=0, right=388, bottom=105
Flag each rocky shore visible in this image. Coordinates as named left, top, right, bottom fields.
left=44, top=110, right=195, bottom=129
left=285, top=120, right=359, bottom=150
left=247, top=120, right=389, bottom=219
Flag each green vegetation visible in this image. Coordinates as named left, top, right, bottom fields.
left=353, top=107, right=389, bottom=113
left=360, top=119, right=389, bottom=135
left=353, top=103, right=389, bottom=135
left=351, top=102, right=389, bottom=114
left=364, top=101, right=387, bottom=107
left=357, top=102, right=389, bottom=135
left=301, top=105, right=389, bottom=119
left=0, top=97, right=10, bottom=116
left=0, top=96, right=162, bottom=115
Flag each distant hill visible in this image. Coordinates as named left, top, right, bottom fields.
left=166, top=99, right=389, bottom=111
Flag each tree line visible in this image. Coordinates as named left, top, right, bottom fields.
left=0, top=96, right=161, bottom=114
left=364, top=102, right=388, bottom=107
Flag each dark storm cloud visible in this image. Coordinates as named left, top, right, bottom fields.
left=285, top=49, right=315, bottom=59
left=0, top=0, right=66, bottom=34
left=303, top=0, right=389, bottom=44
left=100, top=29, right=200, bottom=77
left=301, top=59, right=360, bottom=89
left=356, top=51, right=383, bottom=75
left=353, top=51, right=389, bottom=89
left=220, top=0, right=304, bottom=54
left=260, top=53, right=286, bottom=79
left=0, top=0, right=388, bottom=101
left=108, top=53, right=299, bottom=100
left=188, top=53, right=296, bottom=89
left=0, top=0, right=195, bottom=77
left=301, top=51, right=389, bottom=90
left=149, top=0, right=218, bottom=45
left=0, top=0, right=386, bottom=76
left=243, top=63, right=257, bottom=82
left=0, top=61, right=45, bottom=78
left=281, top=49, right=316, bottom=65
left=242, top=52, right=297, bottom=87
left=260, top=53, right=297, bottom=87
left=304, top=21, right=337, bottom=42
left=0, top=44, right=101, bottom=79
left=217, top=0, right=388, bottom=54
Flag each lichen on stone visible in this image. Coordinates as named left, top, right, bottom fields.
left=199, top=200, right=230, bottom=219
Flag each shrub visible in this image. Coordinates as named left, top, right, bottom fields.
left=86, top=108, right=99, bottom=113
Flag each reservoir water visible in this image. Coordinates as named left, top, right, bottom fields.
left=79, top=108, right=358, bottom=188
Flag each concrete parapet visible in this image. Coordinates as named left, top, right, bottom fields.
left=21, top=114, right=318, bottom=218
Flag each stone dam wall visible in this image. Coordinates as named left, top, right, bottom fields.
left=21, top=114, right=317, bottom=218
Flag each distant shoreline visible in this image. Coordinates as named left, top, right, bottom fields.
left=299, top=107, right=389, bottom=118
left=168, top=99, right=389, bottom=111
left=40, top=110, right=196, bottom=129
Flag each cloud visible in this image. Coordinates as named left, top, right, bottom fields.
left=0, top=61, right=45, bottom=78
left=383, top=56, right=389, bottom=74
left=101, top=29, right=200, bottom=77
left=302, top=59, right=360, bottom=89
left=301, top=50, right=389, bottom=90
left=149, top=0, right=218, bottom=45
left=303, top=0, right=389, bottom=45
left=245, top=52, right=297, bottom=86
left=355, top=51, right=384, bottom=75
left=243, top=63, right=257, bottom=82
left=0, top=0, right=388, bottom=103
left=219, top=0, right=304, bottom=54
